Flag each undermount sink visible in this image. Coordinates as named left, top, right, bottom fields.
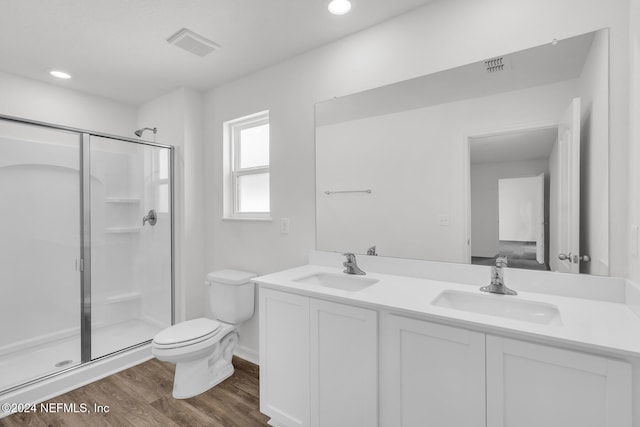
left=294, top=272, right=378, bottom=292
left=432, top=290, right=562, bottom=325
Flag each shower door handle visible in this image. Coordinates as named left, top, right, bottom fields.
left=143, top=209, right=157, bottom=226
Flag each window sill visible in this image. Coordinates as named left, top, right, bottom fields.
left=222, top=216, right=273, bottom=222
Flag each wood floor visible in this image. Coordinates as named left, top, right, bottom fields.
left=0, top=357, right=271, bottom=427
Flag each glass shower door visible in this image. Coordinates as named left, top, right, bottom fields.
left=0, top=120, right=82, bottom=391
left=89, top=136, right=172, bottom=359
left=0, top=117, right=174, bottom=393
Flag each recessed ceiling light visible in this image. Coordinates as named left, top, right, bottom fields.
left=328, top=0, right=351, bottom=15
left=50, top=70, right=71, bottom=79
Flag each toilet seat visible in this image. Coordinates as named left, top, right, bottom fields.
left=153, top=318, right=222, bottom=349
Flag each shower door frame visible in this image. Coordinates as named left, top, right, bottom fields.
left=0, top=113, right=175, bottom=389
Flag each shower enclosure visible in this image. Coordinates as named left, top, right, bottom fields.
left=0, top=115, right=173, bottom=393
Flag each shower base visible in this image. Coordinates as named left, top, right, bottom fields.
left=0, top=319, right=162, bottom=393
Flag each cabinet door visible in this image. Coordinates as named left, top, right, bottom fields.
left=259, top=288, right=310, bottom=427
left=486, top=336, right=632, bottom=427
left=380, top=314, right=486, bottom=427
left=310, top=299, right=377, bottom=427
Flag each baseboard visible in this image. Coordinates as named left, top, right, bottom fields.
left=234, top=345, right=259, bottom=365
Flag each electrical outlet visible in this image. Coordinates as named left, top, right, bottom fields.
left=437, top=214, right=450, bottom=226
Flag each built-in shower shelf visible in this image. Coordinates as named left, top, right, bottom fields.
left=105, top=197, right=141, bottom=204
left=106, top=292, right=142, bottom=304
left=105, top=227, right=141, bottom=234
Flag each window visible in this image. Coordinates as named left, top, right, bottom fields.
left=224, top=111, right=270, bottom=219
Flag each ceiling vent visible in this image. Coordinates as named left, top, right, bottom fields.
left=484, top=56, right=507, bottom=73
left=167, top=28, right=221, bottom=57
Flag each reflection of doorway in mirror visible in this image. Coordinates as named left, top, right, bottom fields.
left=468, top=126, right=557, bottom=271
left=467, top=97, right=591, bottom=274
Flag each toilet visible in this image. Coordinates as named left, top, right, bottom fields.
left=152, top=269, right=256, bottom=399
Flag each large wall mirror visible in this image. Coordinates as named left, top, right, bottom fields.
left=315, top=29, right=609, bottom=276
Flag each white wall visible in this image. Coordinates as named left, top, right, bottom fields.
left=0, top=71, right=136, bottom=135
left=471, top=158, right=549, bottom=258
left=205, top=0, right=631, bottom=357
left=137, top=88, right=205, bottom=322
left=316, top=81, right=574, bottom=262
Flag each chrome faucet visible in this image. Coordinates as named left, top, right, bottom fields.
left=480, top=256, right=517, bottom=295
left=343, top=253, right=366, bottom=275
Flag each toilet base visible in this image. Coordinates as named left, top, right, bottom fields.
left=169, top=330, right=239, bottom=399
left=172, top=359, right=235, bottom=399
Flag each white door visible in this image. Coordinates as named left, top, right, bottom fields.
left=486, top=336, right=632, bottom=427
left=310, top=299, right=377, bottom=427
left=535, top=172, right=545, bottom=264
left=379, top=314, right=486, bottom=427
left=556, top=97, right=581, bottom=273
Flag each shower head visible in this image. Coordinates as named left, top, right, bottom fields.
left=134, top=127, right=157, bottom=138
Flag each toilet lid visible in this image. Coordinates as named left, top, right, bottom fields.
left=153, top=318, right=221, bottom=346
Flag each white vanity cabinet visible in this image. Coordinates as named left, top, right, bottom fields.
left=486, top=336, right=632, bottom=427
left=259, top=288, right=378, bottom=427
left=380, top=312, right=632, bottom=427
left=310, top=298, right=378, bottom=427
left=379, top=313, right=487, bottom=427
left=260, top=288, right=310, bottom=427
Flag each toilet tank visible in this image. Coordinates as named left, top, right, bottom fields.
left=206, top=270, right=256, bottom=324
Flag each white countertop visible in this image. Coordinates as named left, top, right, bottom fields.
left=254, top=263, right=640, bottom=359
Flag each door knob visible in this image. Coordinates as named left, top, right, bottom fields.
left=558, top=253, right=591, bottom=263
left=142, top=209, right=157, bottom=226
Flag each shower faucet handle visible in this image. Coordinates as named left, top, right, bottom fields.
left=143, top=209, right=157, bottom=226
